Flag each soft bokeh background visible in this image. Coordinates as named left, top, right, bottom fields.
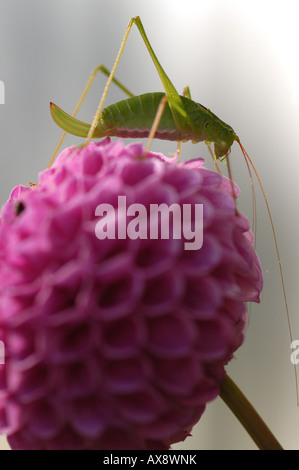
left=1, top=0, right=299, bottom=450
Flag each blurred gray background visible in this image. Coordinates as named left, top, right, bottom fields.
left=1, top=0, right=299, bottom=450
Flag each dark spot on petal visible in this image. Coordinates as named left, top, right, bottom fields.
left=15, top=201, right=25, bottom=215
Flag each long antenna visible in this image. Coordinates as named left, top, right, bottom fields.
left=237, top=138, right=299, bottom=405
left=240, top=147, right=257, bottom=243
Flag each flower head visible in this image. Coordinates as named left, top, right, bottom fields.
left=0, top=138, right=263, bottom=449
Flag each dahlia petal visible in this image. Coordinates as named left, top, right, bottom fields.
left=218, top=175, right=240, bottom=198
left=138, top=411, right=189, bottom=440
left=118, top=159, right=160, bottom=186
left=0, top=399, right=23, bottom=435
left=47, top=321, right=93, bottom=364
left=179, top=377, right=221, bottom=406
left=181, top=193, right=215, bottom=228
left=96, top=270, right=143, bottom=320
left=101, top=317, right=146, bottom=358
left=47, top=205, right=83, bottom=247
left=0, top=185, right=30, bottom=223
left=8, top=363, right=52, bottom=404
left=183, top=276, right=222, bottom=317
left=95, top=252, right=135, bottom=283
left=104, top=357, right=151, bottom=393
left=70, top=395, right=110, bottom=438
left=196, top=317, right=235, bottom=361
left=8, top=430, right=40, bottom=450
left=98, top=426, right=145, bottom=450
left=57, top=359, right=100, bottom=399
left=141, top=271, right=184, bottom=315
left=162, top=165, right=202, bottom=196
left=154, top=356, right=202, bottom=395
left=29, top=400, right=64, bottom=439
left=179, top=235, right=222, bottom=275
left=116, top=388, right=167, bottom=424
left=136, top=237, right=181, bottom=278
left=196, top=167, right=222, bottom=188
left=7, top=328, right=43, bottom=370
left=52, top=145, right=77, bottom=168
left=44, top=425, right=85, bottom=450
left=81, top=147, right=105, bottom=176
left=147, top=314, right=195, bottom=358
left=201, top=187, right=236, bottom=212
left=135, top=180, right=179, bottom=208
left=183, top=157, right=205, bottom=170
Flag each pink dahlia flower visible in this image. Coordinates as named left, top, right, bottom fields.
left=0, top=138, right=263, bottom=450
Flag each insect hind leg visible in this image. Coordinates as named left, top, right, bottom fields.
left=48, top=64, right=135, bottom=168
left=95, top=65, right=134, bottom=98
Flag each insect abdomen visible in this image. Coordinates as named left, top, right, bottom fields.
left=97, top=93, right=189, bottom=141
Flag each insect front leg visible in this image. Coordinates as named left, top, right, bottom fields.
left=182, top=86, right=221, bottom=173
left=205, top=141, right=222, bottom=174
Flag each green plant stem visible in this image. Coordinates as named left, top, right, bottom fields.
left=219, top=374, right=284, bottom=450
